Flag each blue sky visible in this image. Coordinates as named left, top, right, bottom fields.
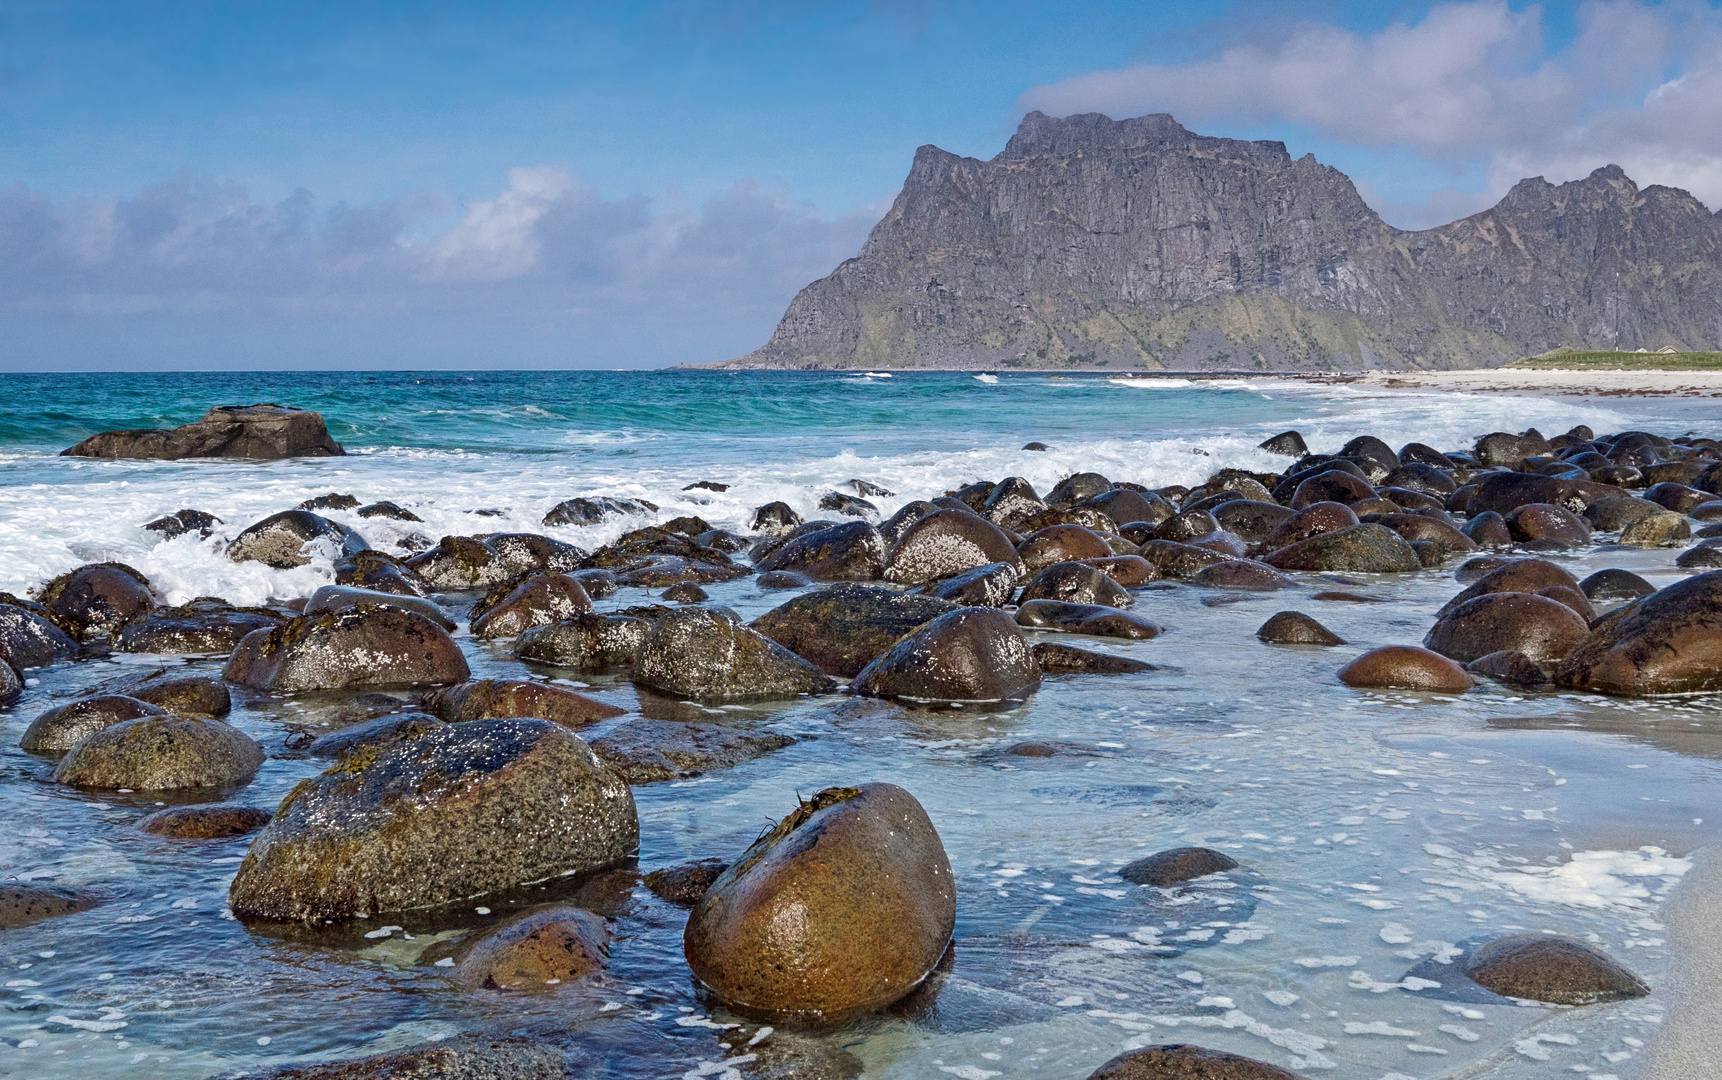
left=3, top=1, right=1719, bottom=370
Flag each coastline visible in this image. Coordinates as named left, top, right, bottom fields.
left=1645, top=843, right=1722, bottom=1077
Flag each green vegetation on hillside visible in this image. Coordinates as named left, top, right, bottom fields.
left=1513, top=349, right=1722, bottom=370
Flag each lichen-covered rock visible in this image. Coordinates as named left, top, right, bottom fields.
left=468, top=574, right=592, bottom=638
left=403, top=535, right=515, bottom=589
left=853, top=607, right=1042, bottom=703
left=883, top=510, right=1023, bottom=585
left=1289, top=468, right=1375, bottom=508
left=0, top=661, right=18, bottom=704
left=1084, top=487, right=1170, bottom=527
left=588, top=718, right=795, bottom=783
left=422, top=679, right=624, bottom=729
left=1016, top=600, right=1163, bottom=639
left=756, top=521, right=888, bottom=582
left=1019, top=560, right=1133, bottom=606
left=1209, top=500, right=1296, bottom=544
left=115, top=598, right=287, bottom=654
left=307, top=713, right=445, bottom=758
left=229, top=716, right=638, bottom=923
left=303, top=585, right=453, bottom=630
left=228, top=511, right=367, bottom=569
left=1138, top=539, right=1233, bottom=578
left=52, top=715, right=263, bottom=790
left=1017, top=524, right=1113, bottom=571
left=1424, top=592, right=1591, bottom=664
left=1338, top=646, right=1473, bottom=692
left=924, top=561, right=1020, bottom=606
left=1256, top=611, right=1344, bottom=645
left=751, top=584, right=957, bottom=677
left=86, top=670, right=231, bottom=717
left=0, top=602, right=78, bottom=669
left=1555, top=570, right=1722, bottom=694
left=223, top=606, right=470, bottom=692
left=138, top=804, right=272, bottom=838
left=1462, top=933, right=1648, bottom=1005
left=1085, top=1044, right=1303, bottom=1080
left=36, top=563, right=155, bottom=641
left=245, top=1036, right=563, bottom=1080
left=1619, top=510, right=1691, bottom=547
left=334, top=549, right=430, bottom=597
left=751, top=501, right=803, bottom=535
left=684, top=784, right=955, bottom=1022
left=634, top=607, right=834, bottom=702
left=1263, top=501, right=1359, bottom=550
left=1263, top=523, right=1421, bottom=573
left=450, top=905, right=608, bottom=990
left=514, top=613, right=651, bottom=671
left=1119, top=847, right=1239, bottom=887
left=21, top=694, right=167, bottom=753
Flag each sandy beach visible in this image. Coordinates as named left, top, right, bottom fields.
left=1357, top=368, right=1722, bottom=397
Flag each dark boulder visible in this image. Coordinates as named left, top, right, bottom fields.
left=1139, top=539, right=1233, bottom=579
left=1290, top=469, right=1374, bottom=508
left=883, top=510, right=1022, bottom=585
left=1155, top=509, right=1220, bottom=542
left=1579, top=568, right=1656, bottom=601
left=1256, top=611, right=1343, bottom=645
left=1016, top=600, right=1163, bottom=639
left=228, top=511, right=366, bottom=569
left=684, top=784, right=955, bottom=1022
left=1086, top=1045, right=1303, bottom=1080
left=1583, top=495, right=1662, bottom=532
left=62, top=404, right=345, bottom=460
left=1018, top=524, right=1112, bottom=570
left=144, top=508, right=222, bottom=540
left=21, top=694, right=166, bottom=753
left=403, top=535, right=515, bottom=589
left=1462, top=510, right=1513, bottom=548
left=1083, top=488, right=1170, bottom=527
left=114, top=598, right=287, bottom=654
left=541, top=496, right=655, bottom=527
left=757, top=569, right=814, bottom=589
left=307, top=713, right=446, bottom=758
left=1677, top=543, right=1722, bottom=569
left=36, top=563, right=154, bottom=641
left=515, top=613, right=651, bottom=670
left=757, top=521, right=888, bottom=582
left=1467, top=472, right=1584, bottom=516
left=245, top=1037, right=562, bottom=1080
left=52, top=715, right=264, bottom=790
left=469, top=574, right=592, bottom=638
left=1082, top=554, right=1158, bottom=586
left=1383, top=461, right=1458, bottom=496
left=751, top=501, right=803, bottom=535
left=924, top=561, right=1020, bottom=606
left=1645, top=481, right=1711, bottom=513
left=1338, top=646, right=1473, bottom=692
left=355, top=500, right=421, bottom=521
left=0, top=602, right=77, bottom=669
left=300, top=493, right=359, bottom=511
left=303, top=585, right=453, bottom=630
left=481, top=533, right=586, bottom=574
left=229, top=716, right=638, bottom=922
left=1555, top=571, right=1722, bottom=694
left=1619, top=510, right=1691, bottom=547
left=981, top=476, right=1046, bottom=530
left=1505, top=503, right=1591, bottom=548
left=224, top=606, right=470, bottom=692
left=138, top=804, right=272, bottom=839
left=87, top=669, right=231, bottom=716
left=1019, top=561, right=1133, bottom=607
left=1047, top=472, right=1113, bottom=506
left=879, top=501, right=943, bottom=547
left=423, top=679, right=626, bottom=729
left=1340, top=434, right=1401, bottom=481
left=1424, top=593, right=1591, bottom=664
left=589, top=718, right=795, bottom=783
left=752, top=584, right=957, bottom=677
left=1462, top=933, right=1648, bottom=1005
left=644, top=859, right=730, bottom=907
left=1190, top=559, right=1294, bottom=591
left=1262, top=502, right=1358, bottom=549
left=1371, top=514, right=1477, bottom=555
left=853, top=607, right=1041, bottom=703
left=0, top=885, right=99, bottom=929
left=1456, top=555, right=1514, bottom=583
left=1439, top=559, right=1580, bottom=615
left=1119, top=847, right=1238, bottom=887
left=662, top=581, right=709, bottom=602
left=1210, top=500, right=1295, bottom=544
left=0, top=661, right=17, bottom=704
left=635, top=607, right=834, bottom=701
left=1262, top=524, right=1421, bottom=573
left=1258, top=430, right=1307, bottom=456
left=1475, top=430, right=1552, bottom=468
left=1466, top=650, right=1549, bottom=688
left=1031, top=642, right=1156, bottom=674
left=819, top=492, right=878, bottom=518
left=334, top=550, right=430, bottom=597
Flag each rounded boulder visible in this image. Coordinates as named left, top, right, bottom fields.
left=1424, top=592, right=1591, bottom=664
left=223, top=606, right=471, bottom=692
left=1338, top=646, right=1472, bottom=693
left=52, top=715, right=263, bottom=790
left=852, top=607, right=1040, bottom=703
left=634, top=607, right=834, bottom=702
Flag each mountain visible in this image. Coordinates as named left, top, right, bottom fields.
left=716, top=111, right=1722, bottom=372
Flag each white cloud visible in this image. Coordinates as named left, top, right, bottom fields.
left=1019, top=1, right=1722, bottom=224
left=429, top=165, right=574, bottom=281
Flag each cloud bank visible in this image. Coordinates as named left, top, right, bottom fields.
left=0, top=168, right=881, bottom=368
left=1020, top=0, right=1722, bottom=227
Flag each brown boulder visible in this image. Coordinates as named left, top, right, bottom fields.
left=303, top=585, right=452, bottom=629
left=1018, top=524, right=1112, bottom=570
left=1190, top=559, right=1294, bottom=591
left=62, top=404, right=344, bottom=460
left=36, top=563, right=154, bottom=641
left=1262, top=524, right=1421, bottom=573
left=634, top=607, right=834, bottom=702
left=1016, top=600, right=1163, bottom=639
left=1466, top=650, right=1549, bottom=688
left=644, top=859, right=730, bottom=906
left=1462, top=510, right=1513, bottom=548
left=1032, top=642, right=1157, bottom=674
left=588, top=718, right=795, bottom=783
left=1290, top=469, right=1374, bottom=508
left=1371, top=513, right=1478, bottom=554
left=224, top=606, right=470, bottom=692
left=86, top=669, right=231, bottom=716
left=1262, top=502, right=1358, bottom=549
left=514, top=612, right=651, bottom=670
left=684, top=784, right=955, bottom=1022
left=138, top=804, right=272, bottom=838
left=52, top=715, right=264, bottom=790
left=1119, top=847, right=1239, bottom=887
left=883, top=510, right=1022, bottom=585
left=1019, top=561, right=1133, bottom=607
left=1463, top=933, right=1648, bottom=1005
left=469, top=574, right=592, bottom=638
left=751, top=583, right=957, bottom=677
left=1506, top=503, right=1591, bottom=548
left=1086, top=1044, right=1303, bottom=1080
left=1338, top=646, right=1472, bottom=692
left=1555, top=571, right=1722, bottom=694
left=853, top=607, right=1041, bottom=703
left=1438, top=559, right=1580, bottom=615
left=1080, top=554, right=1158, bottom=586
left=924, top=561, right=1020, bottom=606
left=1424, top=592, right=1591, bottom=664
left=1139, top=539, right=1233, bottom=579
left=757, top=521, right=888, bottom=582
left=403, top=535, right=516, bottom=589
left=1257, top=611, right=1344, bottom=645
left=452, top=906, right=608, bottom=990
left=21, top=694, right=166, bottom=753
left=114, top=598, right=287, bottom=654
left=0, top=885, right=98, bottom=928
left=423, top=679, right=625, bottom=728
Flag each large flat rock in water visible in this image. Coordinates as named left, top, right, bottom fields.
left=62, top=404, right=345, bottom=460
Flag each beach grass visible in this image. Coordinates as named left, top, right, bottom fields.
left=1512, top=349, right=1722, bottom=371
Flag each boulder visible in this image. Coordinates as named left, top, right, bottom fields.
left=635, top=608, right=834, bottom=702
left=1184, top=529, right=1249, bottom=557
left=481, top=533, right=586, bottom=574
left=423, top=679, right=625, bottom=728
left=1467, top=472, right=1584, bottom=517
left=35, top=563, right=154, bottom=641
left=1646, top=481, right=1711, bottom=513
left=1190, top=559, right=1294, bottom=591
left=62, top=404, right=345, bottom=460
left=1340, top=434, right=1402, bottom=481
left=879, top=501, right=942, bottom=547
left=1290, top=469, right=1374, bottom=508
left=1475, top=430, right=1552, bottom=468
left=751, top=501, right=803, bottom=535
left=87, top=670, right=231, bottom=716
left=249, top=1037, right=562, bottom=1080
left=1370, top=514, right=1477, bottom=554
left=230, top=717, right=638, bottom=922
left=1139, top=539, right=1233, bottom=579
left=1579, top=568, right=1656, bottom=601
left=1047, top=472, right=1113, bottom=506
left=515, top=613, right=651, bottom=671
left=334, top=550, right=430, bottom=597
left=981, top=476, right=1046, bottom=529
left=1424, top=593, right=1591, bottom=664
left=0, top=885, right=99, bottom=928
left=883, top=510, right=1022, bottom=585
left=299, top=493, right=359, bottom=511
left=853, top=607, right=1041, bottom=703
left=1505, top=503, right=1591, bottom=548
left=1083, top=488, right=1169, bottom=527
left=138, top=804, right=272, bottom=839
left=1262, top=502, right=1358, bottom=549
left=1439, top=559, right=1580, bottom=615
left=925, top=561, right=1020, bottom=606
left=1081, top=554, right=1158, bottom=587
left=0, top=602, right=77, bottom=669
left=1210, top=500, right=1296, bottom=544
left=1619, top=511, right=1691, bottom=547
left=1086, top=1045, right=1302, bottom=1080
left=1538, top=585, right=1596, bottom=621
left=1462, top=933, right=1648, bottom=1005
left=1119, top=847, right=1238, bottom=887
left=1019, top=561, right=1133, bottom=607
left=1462, top=510, right=1513, bottom=548
left=228, top=511, right=367, bottom=569
left=541, top=496, right=655, bottom=527
left=589, top=718, right=795, bottom=783
left=1015, top=601, right=1163, bottom=639
left=0, top=661, right=17, bottom=704
left=757, top=569, right=814, bottom=589
left=308, top=714, right=446, bottom=758
left=114, top=598, right=287, bottom=654
left=451, top=906, right=608, bottom=990
left=356, top=500, right=421, bottom=521
left=1584, top=496, right=1663, bottom=532
left=303, top=585, right=453, bottom=630
left=1257, top=611, right=1344, bottom=645
left=1384, top=459, right=1458, bottom=494
left=1338, top=646, right=1473, bottom=692
left=223, top=606, right=470, bottom=692
left=21, top=694, right=167, bottom=753
left=144, top=508, right=222, bottom=539
left=1031, top=642, right=1156, bottom=674
left=52, top=715, right=263, bottom=790
left=751, top=584, right=957, bottom=677
left=1262, top=524, right=1421, bottom=573
left=1466, top=650, right=1549, bottom=688
left=1155, top=509, right=1220, bottom=542
left=1555, top=571, right=1722, bottom=694
left=818, top=492, right=877, bottom=518
left=1677, top=544, right=1722, bottom=569
left=469, top=574, right=592, bottom=638
left=644, top=859, right=730, bottom=907
left=1259, top=430, right=1307, bottom=456
left=683, top=784, right=955, bottom=1022
left=757, top=521, right=888, bottom=582
left=403, top=535, right=515, bottom=589
left=1018, top=525, right=1112, bottom=571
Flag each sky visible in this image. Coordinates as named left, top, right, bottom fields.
left=3, top=0, right=1720, bottom=371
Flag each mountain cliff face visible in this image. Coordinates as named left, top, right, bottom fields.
left=720, top=112, right=1722, bottom=371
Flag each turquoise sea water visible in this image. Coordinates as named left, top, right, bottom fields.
left=0, top=370, right=1715, bottom=1080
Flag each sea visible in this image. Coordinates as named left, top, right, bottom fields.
left=0, top=369, right=1716, bottom=1079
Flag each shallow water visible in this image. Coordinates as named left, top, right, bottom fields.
left=0, top=371, right=1717, bottom=1079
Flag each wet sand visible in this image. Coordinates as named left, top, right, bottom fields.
left=1645, top=844, right=1722, bottom=1077
left=1357, top=369, right=1722, bottom=398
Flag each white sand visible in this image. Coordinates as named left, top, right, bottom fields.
left=1644, top=843, right=1722, bottom=1077
left=1356, top=368, right=1722, bottom=397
